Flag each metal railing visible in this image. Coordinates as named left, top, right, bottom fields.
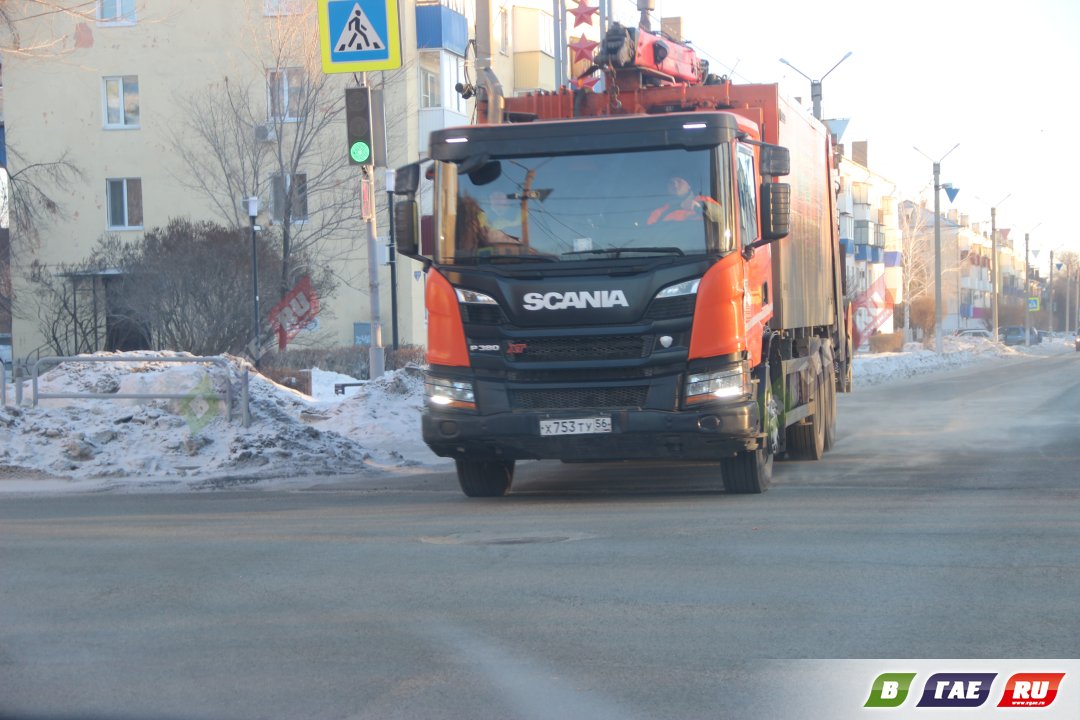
left=26, top=355, right=248, bottom=424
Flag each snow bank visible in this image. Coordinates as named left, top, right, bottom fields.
left=0, top=352, right=449, bottom=491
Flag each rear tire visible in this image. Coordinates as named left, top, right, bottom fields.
left=787, top=367, right=825, bottom=461
left=456, top=458, right=515, bottom=497
left=721, top=364, right=776, bottom=494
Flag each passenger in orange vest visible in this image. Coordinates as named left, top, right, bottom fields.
left=647, top=176, right=721, bottom=224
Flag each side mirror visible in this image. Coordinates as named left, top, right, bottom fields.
left=758, top=182, right=791, bottom=242
left=394, top=200, right=420, bottom=258
left=759, top=144, right=790, bottom=177
left=394, top=163, right=421, bottom=196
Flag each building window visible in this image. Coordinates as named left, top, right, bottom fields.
left=264, top=0, right=302, bottom=15
left=107, top=178, right=143, bottom=229
left=103, top=76, right=139, bottom=128
left=419, top=53, right=441, bottom=109
left=98, top=0, right=136, bottom=25
left=268, top=68, right=304, bottom=121
left=539, top=12, right=554, bottom=56
left=271, top=173, right=308, bottom=224
left=499, top=8, right=509, bottom=55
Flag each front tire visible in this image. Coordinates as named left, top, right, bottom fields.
left=721, top=363, right=776, bottom=494
left=456, top=458, right=515, bottom=497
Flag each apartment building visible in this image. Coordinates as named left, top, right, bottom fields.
left=900, top=202, right=1026, bottom=333
left=835, top=142, right=900, bottom=349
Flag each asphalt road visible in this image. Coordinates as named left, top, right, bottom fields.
left=1, top=353, right=1078, bottom=720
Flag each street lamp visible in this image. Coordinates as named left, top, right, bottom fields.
left=244, top=196, right=261, bottom=366
left=915, top=143, right=960, bottom=354
left=779, top=51, right=852, bottom=121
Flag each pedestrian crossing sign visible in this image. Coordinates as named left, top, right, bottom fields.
left=319, top=0, right=401, bottom=74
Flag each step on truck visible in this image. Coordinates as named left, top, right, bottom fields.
left=392, top=21, right=850, bottom=497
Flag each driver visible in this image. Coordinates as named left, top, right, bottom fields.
left=647, top=176, right=721, bottom=224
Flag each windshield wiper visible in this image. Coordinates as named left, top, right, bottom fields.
left=562, top=246, right=686, bottom=258
left=478, top=253, right=559, bottom=264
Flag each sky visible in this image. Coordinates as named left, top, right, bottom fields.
left=606, top=0, right=1080, bottom=273
left=0, top=339, right=1071, bottom=493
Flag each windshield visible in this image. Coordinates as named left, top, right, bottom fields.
left=435, top=147, right=733, bottom=265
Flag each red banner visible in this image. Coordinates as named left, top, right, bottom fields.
left=850, top=274, right=895, bottom=351
left=268, top=276, right=320, bottom=351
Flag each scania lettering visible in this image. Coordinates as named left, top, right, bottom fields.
left=522, top=290, right=630, bottom=311
left=392, top=17, right=851, bottom=497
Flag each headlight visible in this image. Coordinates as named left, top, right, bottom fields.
left=654, top=278, right=700, bottom=299
left=455, top=288, right=498, bottom=304
left=424, top=376, right=476, bottom=410
left=684, top=362, right=752, bottom=405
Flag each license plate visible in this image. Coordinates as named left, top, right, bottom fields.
left=539, top=417, right=612, bottom=436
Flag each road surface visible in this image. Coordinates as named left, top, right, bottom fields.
left=1, top=353, right=1077, bottom=719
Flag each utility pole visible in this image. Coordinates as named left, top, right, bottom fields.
left=1067, top=262, right=1072, bottom=336
left=1048, top=250, right=1054, bottom=334
left=915, top=144, right=959, bottom=354
left=779, top=51, right=853, bottom=121
left=988, top=193, right=1011, bottom=342
left=1024, top=233, right=1030, bottom=346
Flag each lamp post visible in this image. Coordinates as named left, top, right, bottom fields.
left=244, top=196, right=261, bottom=366
left=915, top=143, right=960, bottom=354
left=779, top=51, right=853, bottom=121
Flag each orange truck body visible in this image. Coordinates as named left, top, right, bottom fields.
left=399, top=24, right=848, bottom=496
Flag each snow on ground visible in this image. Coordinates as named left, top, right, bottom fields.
left=0, top=337, right=1072, bottom=492
left=854, top=334, right=1073, bottom=386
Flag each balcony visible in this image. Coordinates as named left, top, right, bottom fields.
left=416, top=2, right=468, bottom=56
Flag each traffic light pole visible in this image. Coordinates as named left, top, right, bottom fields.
left=349, top=72, right=384, bottom=379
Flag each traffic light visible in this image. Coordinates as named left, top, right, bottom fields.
left=345, top=87, right=373, bottom=166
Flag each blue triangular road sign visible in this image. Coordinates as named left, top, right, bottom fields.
left=944, top=186, right=960, bottom=203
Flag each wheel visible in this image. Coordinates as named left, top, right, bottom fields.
left=455, top=458, right=515, bottom=497
left=721, top=363, right=776, bottom=494
left=786, top=366, right=825, bottom=461
left=841, top=334, right=854, bottom=393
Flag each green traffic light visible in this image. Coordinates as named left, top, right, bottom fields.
left=350, top=141, right=371, bottom=164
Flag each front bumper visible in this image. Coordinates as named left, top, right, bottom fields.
left=422, top=401, right=761, bottom=461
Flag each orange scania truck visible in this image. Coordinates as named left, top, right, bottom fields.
left=392, top=22, right=850, bottom=497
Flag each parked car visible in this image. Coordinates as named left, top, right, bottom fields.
left=955, top=328, right=992, bottom=340
left=1001, top=326, right=1041, bottom=346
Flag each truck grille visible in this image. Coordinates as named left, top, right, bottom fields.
left=506, top=335, right=652, bottom=362
left=509, top=386, right=648, bottom=410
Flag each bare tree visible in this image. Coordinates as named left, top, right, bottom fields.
left=898, top=200, right=933, bottom=337
left=168, top=7, right=359, bottom=306
left=28, top=219, right=337, bottom=356
left=0, top=1, right=96, bottom=55
left=1, top=144, right=84, bottom=330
